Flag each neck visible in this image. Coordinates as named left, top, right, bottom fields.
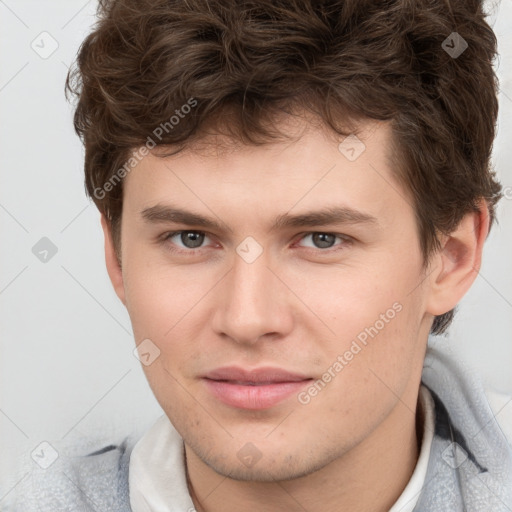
left=186, top=388, right=423, bottom=512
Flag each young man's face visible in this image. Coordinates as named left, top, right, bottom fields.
left=107, top=118, right=439, bottom=481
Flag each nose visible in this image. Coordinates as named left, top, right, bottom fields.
left=211, top=250, right=294, bottom=345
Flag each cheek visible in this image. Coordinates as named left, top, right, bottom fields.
left=123, top=261, right=214, bottom=405
left=290, top=254, right=427, bottom=390
left=290, top=252, right=421, bottom=335
left=122, top=252, right=211, bottom=341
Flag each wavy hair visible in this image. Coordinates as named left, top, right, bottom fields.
left=65, top=0, right=502, bottom=334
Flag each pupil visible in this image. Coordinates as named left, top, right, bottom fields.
left=182, top=231, right=204, bottom=248
left=313, top=233, right=335, bottom=248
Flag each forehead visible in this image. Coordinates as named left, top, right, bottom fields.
left=122, top=118, right=412, bottom=228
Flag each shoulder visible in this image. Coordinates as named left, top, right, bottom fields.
left=419, top=341, right=512, bottom=510
left=7, top=436, right=139, bottom=512
left=484, top=388, right=512, bottom=446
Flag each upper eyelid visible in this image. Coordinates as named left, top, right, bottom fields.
left=163, top=230, right=350, bottom=248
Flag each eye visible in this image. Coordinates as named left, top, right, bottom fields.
left=296, top=232, right=349, bottom=250
left=163, top=230, right=212, bottom=251
left=160, top=230, right=351, bottom=255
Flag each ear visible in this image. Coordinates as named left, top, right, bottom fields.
left=100, top=214, right=126, bottom=306
left=426, top=200, right=490, bottom=316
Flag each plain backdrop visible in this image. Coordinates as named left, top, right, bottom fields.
left=1, top=0, right=511, bottom=499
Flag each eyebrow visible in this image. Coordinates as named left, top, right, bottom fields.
left=140, top=204, right=378, bottom=232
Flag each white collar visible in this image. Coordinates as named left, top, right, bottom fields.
left=388, top=385, right=435, bottom=512
left=129, top=385, right=435, bottom=512
left=129, top=414, right=195, bottom=512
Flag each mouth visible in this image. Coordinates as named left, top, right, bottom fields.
left=202, top=367, right=314, bottom=410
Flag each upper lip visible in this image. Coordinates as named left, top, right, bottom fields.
left=203, top=366, right=312, bottom=384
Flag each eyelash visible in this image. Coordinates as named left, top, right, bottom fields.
left=160, top=230, right=352, bottom=255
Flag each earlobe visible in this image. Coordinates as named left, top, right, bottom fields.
left=100, top=214, right=126, bottom=306
left=426, top=200, right=490, bottom=317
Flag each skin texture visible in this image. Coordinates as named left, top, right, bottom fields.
left=102, top=116, right=488, bottom=512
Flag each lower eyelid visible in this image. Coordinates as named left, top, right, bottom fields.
left=161, top=231, right=351, bottom=252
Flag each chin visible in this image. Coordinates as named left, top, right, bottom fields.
left=198, top=446, right=339, bottom=483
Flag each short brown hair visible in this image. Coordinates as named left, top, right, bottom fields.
left=65, top=0, right=502, bottom=334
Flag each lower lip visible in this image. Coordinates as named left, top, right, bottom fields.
left=203, top=379, right=312, bottom=410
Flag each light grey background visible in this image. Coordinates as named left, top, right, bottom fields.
left=1, top=0, right=511, bottom=501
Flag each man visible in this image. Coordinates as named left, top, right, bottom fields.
left=12, top=0, right=512, bottom=510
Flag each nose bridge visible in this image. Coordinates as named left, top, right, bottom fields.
left=212, top=249, right=292, bottom=344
